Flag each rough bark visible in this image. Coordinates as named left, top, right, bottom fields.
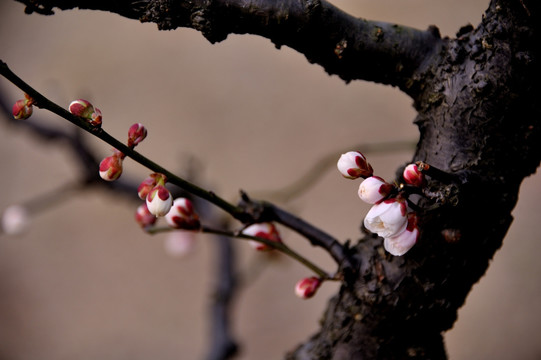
left=10, top=0, right=541, bottom=358
left=288, top=1, right=541, bottom=358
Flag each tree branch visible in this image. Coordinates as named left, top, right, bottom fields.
left=13, top=0, right=443, bottom=89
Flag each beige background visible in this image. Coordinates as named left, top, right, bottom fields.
left=0, top=1, right=540, bottom=359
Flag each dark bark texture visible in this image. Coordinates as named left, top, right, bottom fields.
left=11, top=0, right=541, bottom=358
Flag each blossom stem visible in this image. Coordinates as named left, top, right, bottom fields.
left=203, top=226, right=333, bottom=280
left=147, top=225, right=332, bottom=279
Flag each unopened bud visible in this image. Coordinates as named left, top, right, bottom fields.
left=242, top=222, right=282, bottom=251
left=165, top=198, right=201, bottom=230
left=134, top=203, right=157, bottom=228
left=137, top=173, right=166, bottom=200
left=127, top=123, right=147, bottom=148
left=12, top=99, right=33, bottom=120
left=337, top=151, right=373, bottom=179
left=69, top=99, right=102, bottom=127
left=146, top=185, right=173, bottom=217
left=99, top=154, right=123, bottom=181
left=358, top=176, right=393, bottom=204
left=403, top=163, right=425, bottom=187
left=295, top=277, right=321, bottom=299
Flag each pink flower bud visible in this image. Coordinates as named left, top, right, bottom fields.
left=164, top=231, right=196, bottom=257
left=242, top=222, right=282, bottom=251
left=364, top=198, right=408, bottom=238
left=127, top=123, right=147, bottom=148
left=295, top=277, right=321, bottom=299
left=69, top=99, right=95, bottom=118
left=12, top=99, right=33, bottom=120
left=165, top=198, right=201, bottom=230
left=384, top=213, right=419, bottom=256
left=358, top=176, right=393, bottom=204
left=68, top=99, right=102, bottom=127
left=134, top=203, right=157, bottom=228
left=146, top=185, right=173, bottom=217
left=337, top=151, right=373, bottom=179
left=403, top=163, right=425, bottom=187
left=137, top=173, right=166, bottom=200
left=99, top=154, right=123, bottom=181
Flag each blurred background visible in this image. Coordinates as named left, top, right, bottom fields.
left=0, top=1, right=540, bottom=359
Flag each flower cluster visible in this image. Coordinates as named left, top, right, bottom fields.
left=338, top=151, right=424, bottom=256
left=12, top=93, right=34, bottom=120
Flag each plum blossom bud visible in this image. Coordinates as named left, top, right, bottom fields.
left=242, top=222, right=282, bottom=251
left=146, top=185, right=173, bottom=217
left=68, top=99, right=102, bottom=127
left=12, top=99, right=33, bottom=120
left=1, top=205, right=29, bottom=235
left=403, top=163, right=425, bottom=187
left=127, top=123, right=147, bottom=148
left=337, top=151, right=373, bottom=179
left=137, top=173, right=166, bottom=200
left=295, top=277, right=321, bottom=299
left=99, top=153, right=123, bottom=181
left=164, top=231, right=196, bottom=257
left=358, top=176, right=393, bottom=204
left=384, top=213, right=419, bottom=256
left=364, top=198, right=408, bottom=239
left=134, top=203, right=156, bottom=228
left=165, top=198, right=201, bottom=230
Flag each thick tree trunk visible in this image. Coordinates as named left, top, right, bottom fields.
left=288, top=1, right=540, bottom=358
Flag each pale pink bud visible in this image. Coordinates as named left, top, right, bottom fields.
left=69, top=99, right=102, bottom=127
left=165, top=198, right=201, bottom=230
left=99, top=154, right=123, bottom=181
left=242, top=222, right=282, bottom=251
left=403, top=163, right=425, bottom=187
left=146, top=185, right=173, bottom=217
left=358, top=176, right=393, bottom=204
left=384, top=213, right=419, bottom=256
left=364, top=198, right=408, bottom=238
left=1, top=205, right=29, bottom=235
left=12, top=99, right=33, bottom=120
left=127, top=123, right=147, bottom=148
left=164, top=231, right=196, bottom=257
left=295, top=277, right=321, bottom=299
left=134, top=203, right=156, bottom=228
left=337, top=151, right=373, bottom=179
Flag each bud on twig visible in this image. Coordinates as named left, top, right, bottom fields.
left=242, top=222, right=282, bottom=251
left=135, top=203, right=157, bottom=228
left=358, top=176, right=393, bottom=204
left=127, top=123, right=147, bottom=148
left=68, top=99, right=102, bottom=127
left=337, top=151, right=373, bottom=179
left=146, top=185, right=173, bottom=217
left=165, top=198, right=201, bottom=230
left=295, top=277, right=321, bottom=299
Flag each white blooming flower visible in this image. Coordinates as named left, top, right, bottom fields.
left=384, top=227, right=419, bottom=256
left=358, top=176, right=393, bottom=204
left=364, top=199, right=408, bottom=238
